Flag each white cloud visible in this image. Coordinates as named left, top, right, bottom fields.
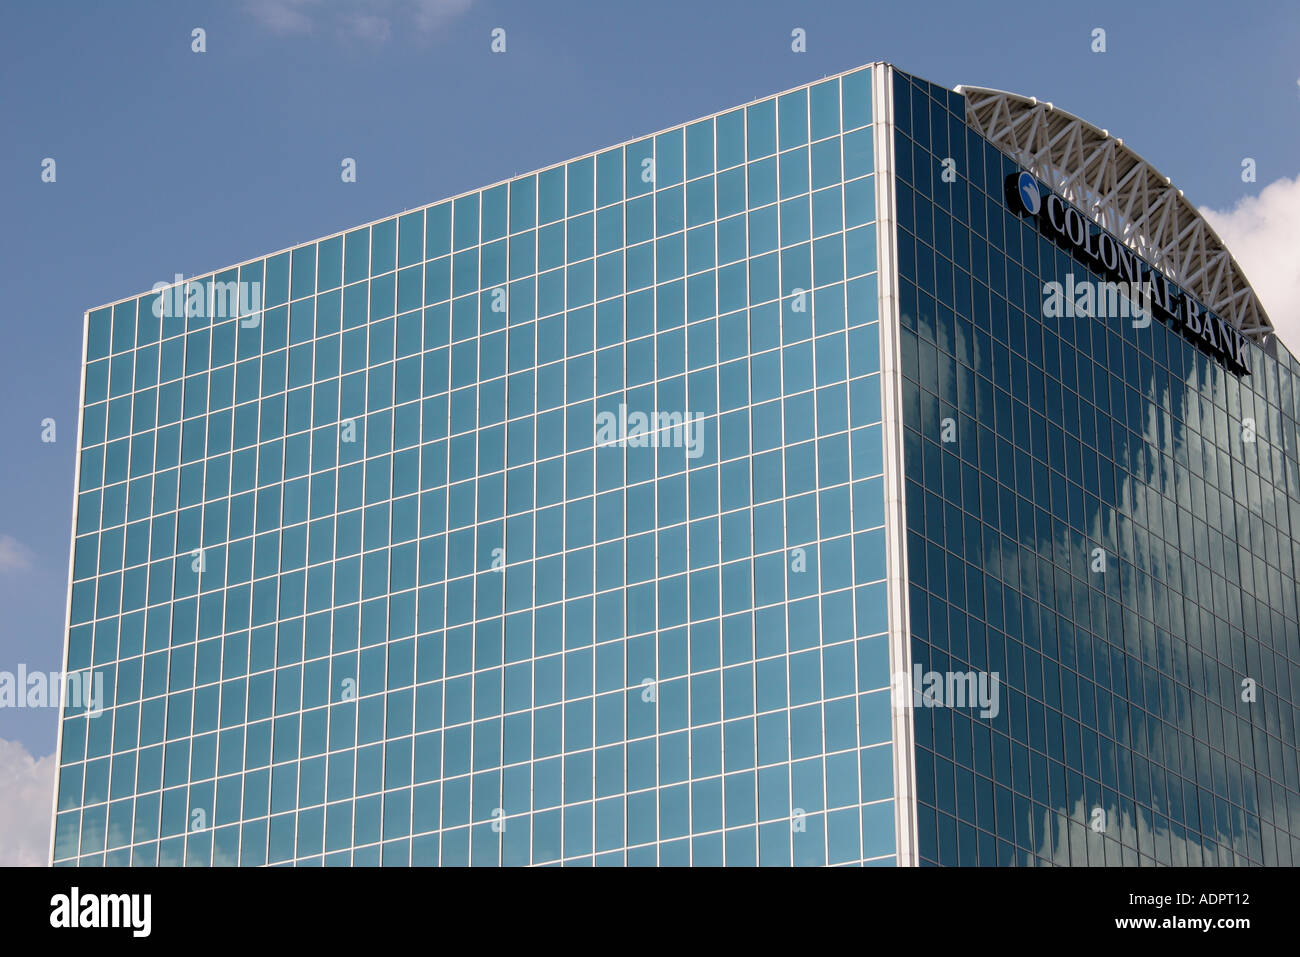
left=1201, top=174, right=1300, bottom=351
left=340, top=12, right=393, bottom=43
left=0, top=738, right=56, bottom=866
left=246, top=0, right=472, bottom=40
left=0, top=535, right=33, bottom=573
left=246, top=0, right=321, bottom=34
left=410, top=0, right=475, bottom=32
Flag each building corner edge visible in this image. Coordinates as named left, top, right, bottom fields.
left=872, top=64, right=919, bottom=867
left=47, top=309, right=92, bottom=867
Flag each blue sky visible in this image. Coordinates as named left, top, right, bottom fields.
left=1, top=0, right=1297, bottom=861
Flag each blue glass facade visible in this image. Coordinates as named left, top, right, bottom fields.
left=53, top=66, right=896, bottom=866
left=55, top=61, right=1296, bottom=867
left=895, top=70, right=1300, bottom=866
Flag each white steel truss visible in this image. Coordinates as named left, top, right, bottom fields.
left=957, top=86, right=1272, bottom=340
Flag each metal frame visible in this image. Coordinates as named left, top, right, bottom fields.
left=958, top=86, right=1272, bottom=340
left=875, top=65, right=919, bottom=867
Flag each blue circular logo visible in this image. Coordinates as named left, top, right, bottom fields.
left=1014, top=171, right=1041, bottom=215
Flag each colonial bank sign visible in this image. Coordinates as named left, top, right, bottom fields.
left=1006, top=171, right=1253, bottom=376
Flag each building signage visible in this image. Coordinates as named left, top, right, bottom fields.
left=1006, top=171, right=1252, bottom=376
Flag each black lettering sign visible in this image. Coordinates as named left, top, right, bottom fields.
left=1006, top=172, right=1252, bottom=376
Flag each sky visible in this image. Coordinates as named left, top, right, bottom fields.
left=1, top=0, right=1297, bottom=865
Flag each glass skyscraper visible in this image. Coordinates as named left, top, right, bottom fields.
left=51, top=62, right=1299, bottom=866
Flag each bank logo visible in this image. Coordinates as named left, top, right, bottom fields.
left=1012, top=171, right=1041, bottom=215
left=1003, top=172, right=1252, bottom=376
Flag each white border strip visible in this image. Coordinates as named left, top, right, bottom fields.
left=872, top=64, right=918, bottom=867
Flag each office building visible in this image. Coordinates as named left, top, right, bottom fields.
left=52, top=63, right=1298, bottom=866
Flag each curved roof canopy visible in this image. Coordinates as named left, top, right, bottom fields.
left=956, top=86, right=1272, bottom=340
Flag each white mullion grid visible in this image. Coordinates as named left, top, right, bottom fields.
left=195, top=308, right=220, bottom=864
left=683, top=130, right=710, bottom=867
left=335, top=269, right=366, bottom=868
left=836, top=79, right=868, bottom=865
left=556, top=164, right=570, bottom=866
left=535, top=220, right=554, bottom=863
left=588, top=449, right=600, bottom=861
left=101, top=334, right=139, bottom=859
left=437, top=204, right=455, bottom=866
left=247, top=279, right=275, bottom=864
left=506, top=268, right=528, bottom=863
left=65, top=61, right=956, bottom=868
left=839, top=83, right=868, bottom=867
left=99, top=308, right=128, bottom=862
left=211, top=360, right=231, bottom=866
left=176, top=305, right=203, bottom=867
left=83, top=270, right=335, bottom=863
left=706, top=122, right=732, bottom=864
left=287, top=251, right=312, bottom=865
left=369, top=223, right=393, bottom=863
left=493, top=205, right=513, bottom=869
left=586, top=198, right=599, bottom=864
left=525, top=206, right=540, bottom=866
left=95, top=596, right=874, bottom=854
left=767, top=117, right=797, bottom=869
left=584, top=182, right=599, bottom=865
left=375, top=228, right=397, bottom=864
left=87, top=395, right=118, bottom=858
left=616, top=178, right=632, bottom=865
left=805, top=91, right=833, bottom=869
left=507, top=213, right=538, bottom=860
left=734, top=102, right=763, bottom=870
left=623, top=145, right=647, bottom=865
left=637, top=137, right=660, bottom=866
left=399, top=237, right=422, bottom=866
left=224, top=310, right=254, bottom=867
left=144, top=310, right=177, bottom=864
left=462, top=208, right=482, bottom=866
left=618, top=201, right=639, bottom=861
left=325, top=282, right=349, bottom=866
left=613, top=287, right=633, bottom=861
left=650, top=133, right=686, bottom=867
left=74, top=328, right=880, bottom=863
left=646, top=145, right=664, bottom=866
left=663, top=129, right=697, bottom=867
